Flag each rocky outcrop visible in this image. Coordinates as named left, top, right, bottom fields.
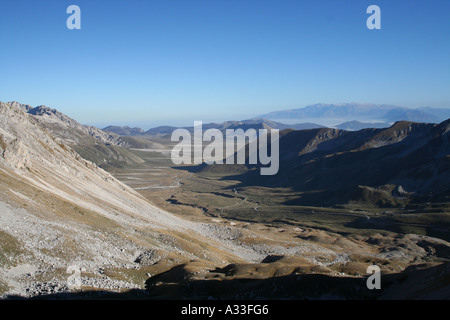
left=25, top=104, right=127, bottom=147
left=5, top=102, right=146, bottom=167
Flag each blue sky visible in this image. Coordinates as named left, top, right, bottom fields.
left=1, top=0, right=449, bottom=128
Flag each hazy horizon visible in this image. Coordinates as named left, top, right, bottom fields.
left=1, top=0, right=450, bottom=126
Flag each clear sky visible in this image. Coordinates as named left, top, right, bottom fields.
left=1, top=0, right=449, bottom=128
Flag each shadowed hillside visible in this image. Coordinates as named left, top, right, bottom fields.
left=201, top=120, right=450, bottom=208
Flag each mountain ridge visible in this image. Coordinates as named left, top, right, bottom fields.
left=201, top=118, right=450, bottom=207
left=11, top=102, right=127, bottom=147
left=104, top=119, right=325, bottom=137
left=258, top=102, right=450, bottom=124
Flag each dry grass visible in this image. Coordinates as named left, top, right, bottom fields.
left=0, top=230, right=25, bottom=268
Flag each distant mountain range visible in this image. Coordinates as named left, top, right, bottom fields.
left=104, top=119, right=325, bottom=136
left=258, top=103, right=450, bottom=124
left=102, top=126, right=145, bottom=136
left=335, top=120, right=391, bottom=131
left=102, top=103, right=450, bottom=136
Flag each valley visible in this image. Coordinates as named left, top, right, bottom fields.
left=102, top=136, right=450, bottom=299
left=2, top=0, right=449, bottom=303
left=0, top=101, right=449, bottom=300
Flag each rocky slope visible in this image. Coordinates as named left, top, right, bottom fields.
left=7, top=102, right=147, bottom=168
left=9, top=102, right=125, bottom=147
left=0, top=102, right=270, bottom=297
